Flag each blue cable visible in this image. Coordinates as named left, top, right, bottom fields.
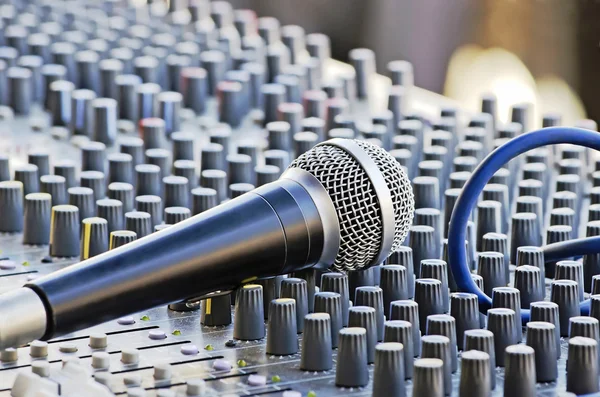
left=447, top=127, right=600, bottom=323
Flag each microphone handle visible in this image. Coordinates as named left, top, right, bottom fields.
left=27, top=178, right=325, bottom=340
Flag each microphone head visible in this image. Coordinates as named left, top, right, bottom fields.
left=289, top=139, right=414, bottom=272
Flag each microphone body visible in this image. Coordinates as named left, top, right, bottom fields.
left=27, top=169, right=337, bottom=340
left=0, top=139, right=413, bottom=349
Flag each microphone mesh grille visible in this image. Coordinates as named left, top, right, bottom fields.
left=289, top=140, right=414, bottom=271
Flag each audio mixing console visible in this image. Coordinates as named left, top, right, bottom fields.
left=0, top=0, right=598, bottom=396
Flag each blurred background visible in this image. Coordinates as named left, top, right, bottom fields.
left=226, top=0, right=599, bottom=127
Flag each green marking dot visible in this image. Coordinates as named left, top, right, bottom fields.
left=237, top=359, right=247, bottom=367
left=204, top=344, right=214, bottom=351
left=140, top=315, right=150, bottom=321
left=172, top=329, right=181, bottom=336
left=307, top=391, right=317, bottom=397
left=22, top=261, right=30, bottom=266
left=271, top=375, right=281, bottom=383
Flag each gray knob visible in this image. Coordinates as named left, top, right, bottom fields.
left=233, top=284, right=265, bottom=340
left=181, top=67, right=207, bottom=115
left=28, top=150, right=50, bottom=177
left=0, top=181, right=23, bottom=232
left=157, top=91, right=182, bottom=137
left=50, top=204, right=80, bottom=257
left=409, top=225, right=438, bottom=276
left=171, top=132, right=195, bottom=162
left=383, top=320, right=414, bottom=379
left=140, top=118, right=166, bottom=150
left=300, top=313, right=332, bottom=371
left=526, top=321, right=558, bottom=382
left=449, top=292, right=479, bottom=350
left=503, top=345, right=536, bottom=397
left=200, top=292, right=231, bottom=326
left=14, top=164, right=39, bottom=195
left=135, top=164, right=161, bottom=197
left=68, top=187, right=95, bottom=223
left=0, top=154, right=9, bottom=182
left=125, top=211, right=152, bottom=238
left=420, top=259, right=449, bottom=313
left=266, top=298, right=298, bottom=355
left=145, top=149, right=171, bottom=180
left=191, top=187, right=217, bottom=215
left=414, top=278, right=444, bottom=334
left=8, top=66, right=32, bottom=115
left=348, top=306, right=377, bottom=364
left=280, top=277, right=308, bottom=333
left=320, top=272, right=350, bottom=326
left=116, top=74, right=141, bottom=122
left=516, top=246, right=545, bottom=283
left=110, top=230, right=137, bottom=250
left=164, top=206, right=191, bottom=224
left=313, top=292, right=342, bottom=348
left=99, top=59, right=123, bottom=100
left=556, top=260, right=585, bottom=302
left=514, top=265, right=544, bottom=309
left=355, top=286, right=385, bottom=341
left=373, top=342, right=406, bottom=397
left=81, top=217, right=108, bottom=259
left=459, top=350, right=491, bottom=397
left=96, top=198, right=124, bottom=233
left=510, top=213, right=541, bottom=264
left=70, top=89, right=96, bottom=137
left=464, top=329, right=496, bottom=389
left=491, top=287, right=523, bottom=339
left=23, top=193, right=51, bottom=245
left=530, top=301, right=561, bottom=359
left=348, top=267, right=375, bottom=302
left=477, top=251, right=507, bottom=296
left=173, top=162, right=198, bottom=191
left=48, top=80, right=74, bottom=126
left=119, top=137, right=144, bottom=168
left=163, top=175, right=189, bottom=208
left=421, top=335, right=451, bottom=395
left=486, top=308, right=519, bottom=367
left=92, top=98, right=118, bottom=146
left=54, top=160, right=77, bottom=188
left=550, top=279, right=579, bottom=336
left=108, top=182, right=134, bottom=214
left=412, top=358, right=444, bottom=397
left=135, top=195, right=162, bottom=228
left=201, top=169, right=227, bottom=203
left=255, top=165, right=279, bottom=187
left=81, top=141, right=106, bottom=172
left=426, top=314, right=458, bottom=372
left=335, top=327, right=369, bottom=387
left=380, top=265, right=409, bottom=313
left=108, top=153, right=134, bottom=185
left=201, top=142, right=225, bottom=172
left=40, top=175, right=67, bottom=206
left=389, top=300, right=421, bottom=357
left=388, top=247, right=416, bottom=298
left=79, top=171, right=106, bottom=200
left=567, top=337, right=599, bottom=395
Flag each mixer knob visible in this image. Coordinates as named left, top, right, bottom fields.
left=49, top=205, right=80, bottom=257
left=40, top=175, right=67, bottom=206
left=81, top=217, right=109, bottom=259
left=14, top=164, right=39, bottom=196
left=233, top=284, right=265, bottom=341
left=0, top=181, right=23, bottom=233
left=201, top=293, right=231, bottom=326
left=97, top=198, right=124, bottom=234
left=125, top=211, right=152, bottom=238
left=266, top=298, right=298, bottom=355
left=335, top=327, right=369, bottom=387
left=109, top=230, right=137, bottom=250
left=23, top=193, right=51, bottom=245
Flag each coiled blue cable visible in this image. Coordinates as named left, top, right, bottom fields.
left=447, top=127, right=600, bottom=323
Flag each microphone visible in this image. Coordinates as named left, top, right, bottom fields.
left=0, top=139, right=414, bottom=349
